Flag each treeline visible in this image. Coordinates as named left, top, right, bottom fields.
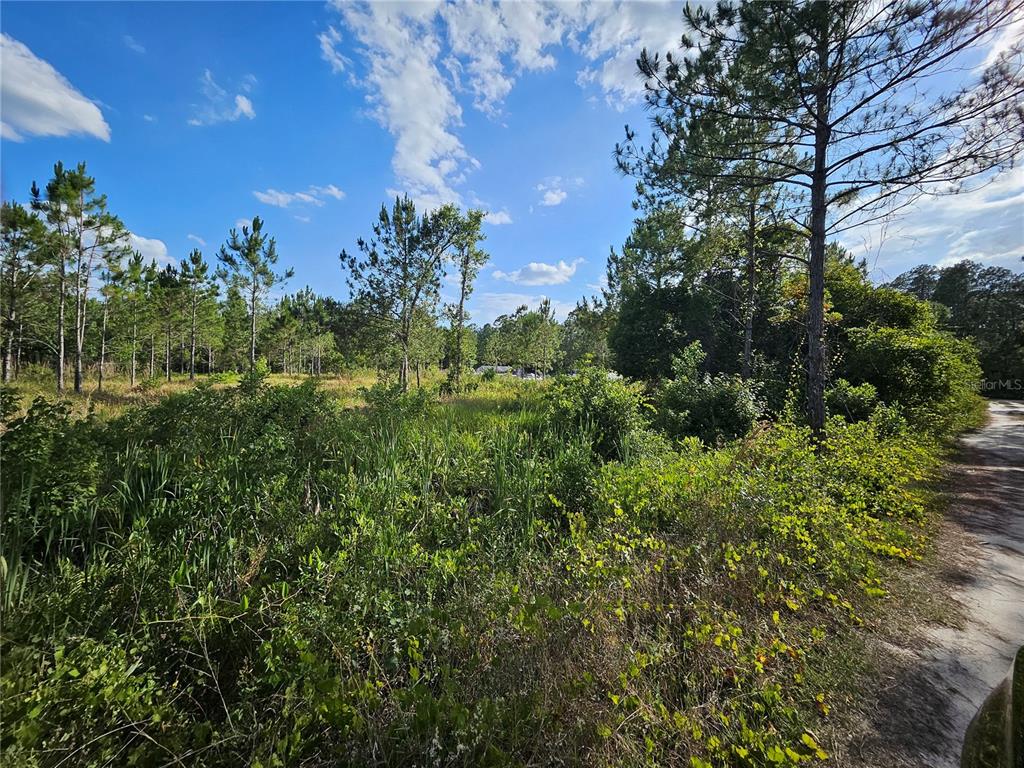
left=610, top=0, right=1023, bottom=427
left=0, top=165, right=610, bottom=394
left=889, top=261, right=1024, bottom=396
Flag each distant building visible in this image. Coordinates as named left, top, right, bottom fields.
left=474, top=364, right=513, bottom=375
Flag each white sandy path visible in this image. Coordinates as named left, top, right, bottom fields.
left=911, top=399, right=1024, bottom=766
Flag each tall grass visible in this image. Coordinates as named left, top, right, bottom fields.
left=1, top=375, right=952, bottom=767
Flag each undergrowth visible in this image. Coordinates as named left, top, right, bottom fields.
left=0, top=375, right=958, bottom=766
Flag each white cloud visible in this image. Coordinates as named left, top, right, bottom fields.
left=335, top=2, right=475, bottom=208
left=575, top=1, right=688, bottom=108
left=439, top=1, right=568, bottom=117
left=485, top=209, right=513, bottom=225
left=294, top=214, right=312, bottom=223
left=536, top=176, right=582, bottom=207
left=142, top=114, right=156, bottom=122
left=493, top=257, right=583, bottom=286
left=252, top=183, right=345, bottom=208
left=541, top=188, right=567, bottom=206
left=253, top=189, right=301, bottom=208
left=319, top=25, right=349, bottom=74
left=123, top=35, right=146, bottom=54
left=471, top=292, right=575, bottom=323
left=187, top=69, right=257, bottom=126
left=325, top=2, right=687, bottom=205
left=308, top=183, right=345, bottom=200
left=235, top=218, right=253, bottom=230
left=234, top=94, right=255, bottom=119
left=979, top=6, right=1024, bottom=69
left=187, top=233, right=206, bottom=247
left=130, top=233, right=172, bottom=266
left=840, top=165, right=1024, bottom=278
left=0, top=34, right=110, bottom=142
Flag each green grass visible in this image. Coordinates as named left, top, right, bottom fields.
left=0, top=373, right=955, bottom=767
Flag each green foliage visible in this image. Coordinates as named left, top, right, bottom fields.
left=655, top=342, right=761, bottom=445
left=610, top=284, right=727, bottom=381
left=0, top=373, right=960, bottom=766
left=890, top=260, right=1024, bottom=398
left=825, top=378, right=879, bottom=423
left=360, top=379, right=434, bottom=421
left=843, top=325, right=984, bottom=437
left=486, top=299, right=561, bottom=374
left=545, top=365, right=651, bottom=461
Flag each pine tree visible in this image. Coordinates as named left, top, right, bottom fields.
left=152, top=265, right=183, bottom=382
left=217, top=217, right=292, bottom=370
left=0, top=202, right=46, bottom=383
left=31, top=162, right=129, bottom=393
left=446, top=209, right=487, bottom=392
left=179, top=249, right=217, bottom=380
left=342, top=196, right=461, bottom=390
left=620, top=0, right=1024, bottom=431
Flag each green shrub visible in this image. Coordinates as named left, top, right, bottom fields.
left=825, top=378, right=879, bottom=422
left=0, top=372, right=965, bottom=767
left=544, top=364, right=650, bottom=461
left=843, top=325, right=983, bottom=436
left=654, top=342, right=761, bottom=445
left=360, top=380, right=434, bottom=421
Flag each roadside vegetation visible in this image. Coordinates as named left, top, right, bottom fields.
left=2, top=1, right=1020, bottom=765
left=1, top=266, right=984, bottom=765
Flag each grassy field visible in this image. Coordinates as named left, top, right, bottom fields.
left=1, top=369, right=956, bottom=766
left=1, top=366, right=451, bottom=420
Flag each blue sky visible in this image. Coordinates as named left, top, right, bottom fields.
left=2, top=1, right=1021, bottom=323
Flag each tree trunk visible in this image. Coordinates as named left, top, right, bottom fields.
left=741, top=199, right=757, bottom=379
left=73, top=211, right=89, bottom=395
left=165, top=325, right=172, bottom=382
left=15, top=320, right=23, bottom=378
left=74, top=254, right=83, bottom=393
left=249, top=283, right=258, bottom=370
left=806, top=23, right=831, bottom=435
left=98, top=302, right=108, bottom=392
left=149, top=334, right=155, bottom=379
left=453, top=263, right=468, bottom=391
left=189, top=297, right=197, bottom=381
left=57, top=268, right=66, bottom=393
left=399, top=317, right=410, bottom=391
left=130, top=320, right=137, bottom=387
left=3, top=307, right=15, bottom=384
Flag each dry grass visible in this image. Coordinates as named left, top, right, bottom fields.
left=1, top=366, right=452, bottom=420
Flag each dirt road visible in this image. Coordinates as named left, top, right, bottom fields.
left=847, top=399, right=1024, bottom=767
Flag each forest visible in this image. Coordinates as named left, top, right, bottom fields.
left=2, top=1, right=1023, bottom=767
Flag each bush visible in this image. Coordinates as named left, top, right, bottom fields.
left=654, top=342, right=761, bottom=445
left=544, top=364, right=650, bottom=461
left=825, top=378, right=879, bottom=422
left=843, top=325, right=983, bottom=436
left=360, top=380, right=434, bottom=421
left=0, top=370, right=967, bottom=767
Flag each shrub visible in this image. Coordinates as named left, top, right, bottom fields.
left=0, top=370, right=968, bottom=767
left=654, top=342, right=761, bottom=445
left=843, top=325, right=983, bottom=436
left=544, top=364, right=650, bottom=461
left=825, top=378, right=879, bottom=422
left=360, top=380, right=434, bottom=421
